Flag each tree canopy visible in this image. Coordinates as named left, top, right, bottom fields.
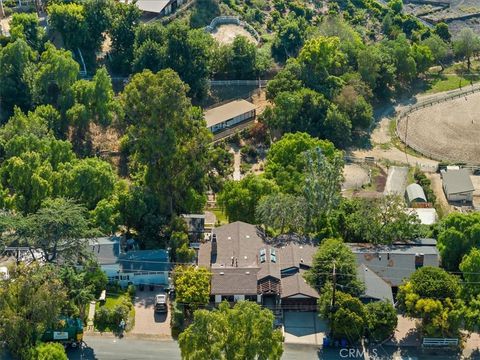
left=179, top=301, right=283, bottom=360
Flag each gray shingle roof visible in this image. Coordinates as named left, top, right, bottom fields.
left=442, top=169, right=475, bottom=195
left=198, top=222, right=318, bottom=297
left=281, top=270, right=319, bottom=299
left=88, top=237, right=120, bottom=265
left=358, top=264, right=394, bottom=303
left=211, top=268, right=259, bottom=295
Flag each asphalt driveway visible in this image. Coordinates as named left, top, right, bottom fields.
left=283, top=311, right=327, bottom=346
left=131, top=290, right=172, bottom=339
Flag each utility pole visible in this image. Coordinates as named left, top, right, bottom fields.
left=330, top=261, right=337, bottom=339
left=0, top=0, right=5, bottom=19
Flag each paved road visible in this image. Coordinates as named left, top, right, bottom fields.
left=63, top=336, right=320, bottom=360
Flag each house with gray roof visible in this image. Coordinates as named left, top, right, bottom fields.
left=198, top=222, right=319, bottom=309
left=442, top=169, right=474, bottom=203
left=88, top=237, right=170, bottom=289
left=348, top=241, right=439, bottom=301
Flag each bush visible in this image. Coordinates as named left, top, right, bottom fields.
left=171, top=301, right=185, bottom=338
left=35, top=342, right=67, bottom=360
left=127, top=284, right=136, bottom=298
left=94, top=307, right=111, bottom=332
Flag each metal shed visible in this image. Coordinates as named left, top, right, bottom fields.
left=405, top=183, right=427, bottom=205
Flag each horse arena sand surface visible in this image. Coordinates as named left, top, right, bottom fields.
left=397, top=91, right=480, bottom=164
left=211, top=24, right=257, bottom=45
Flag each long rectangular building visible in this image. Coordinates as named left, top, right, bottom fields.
left=204, top=99, right=256, bottom=133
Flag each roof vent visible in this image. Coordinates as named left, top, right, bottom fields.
left=245, top=271, right=250, bottom=275
left=227, top=236, right=231, bottom=240
left=219, top=272, right=224, bottom=275
left=244, top=256, right=248, bottom=259
left=246, top=235, right=250, bottom=239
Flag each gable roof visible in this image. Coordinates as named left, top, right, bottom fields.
left=442, top=169, right=474, bottom=195
left=88, top=237, right=120, bottom=265
left=211, top=268, right=259, bottom=295
left=348, top=243, right=439, bottom=287
left=405, top=183, right=427, bottom=203
left=281, top=270, right=319, bottom=299
left=198, top=222, right=318, bottom=297
left=358, top=264, right=394, bottom=303
left=204, top=100, right=256, bottom=128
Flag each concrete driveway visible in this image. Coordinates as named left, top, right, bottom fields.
left=131, top=290, right=172, bottom=339
left=283, top=311, right=327, bottom=346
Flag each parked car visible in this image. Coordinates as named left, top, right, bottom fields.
left=155, top=294, right=168, bottom=313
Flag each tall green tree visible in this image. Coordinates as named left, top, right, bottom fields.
left=305, top=238, right=364, bottom=296
left=122, top=69, right=212, bottom=217
left=173, top=266, right=211, bottom=310
left=256, top=192, right=306, bottom=234
left=453, top=28, right=480, bottom=70
left=397, top=267, right=463, bottom=337
left=338, top=195, right=422, bottom=244
left=109, top=1, right=141, bottom=74
left=297, top=36, right=346, bottom=98
left=303, top=148, right=344, bottom=233
left=0, top=198, right=95, bottom=263
left=179, top=301, right=283, bottom=360
left=48, top=3, right=87, bottom=50
left=0, top=263, right=68, bottom=360
left=460, top=248, right=480, bottom=300
left=421, top=34, right=450, bottom=71
left=0, top=39, right=35, bottom=118
left=365, top=301, right=398, bottom=342
left=264, top=132, right=337, bottom=194
left=10, top=13, right=44, bottom=50
left=218, top=174, right=278, bottom=223
left=32, top=43, right=79, bottom=111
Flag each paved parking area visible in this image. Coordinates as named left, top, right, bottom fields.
left=130, top=290, right=172, bottom=339
left=283, top=311, right=327, bottom=346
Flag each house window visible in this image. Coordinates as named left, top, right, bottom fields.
left=223, top=295, right=234, bottom=302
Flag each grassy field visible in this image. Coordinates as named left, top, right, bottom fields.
left=210, top=207, right=228, bottom=225
left=424, top=60, right=480, bottom=94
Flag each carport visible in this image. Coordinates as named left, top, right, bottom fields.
left=283, top=311, right=327, bottom=346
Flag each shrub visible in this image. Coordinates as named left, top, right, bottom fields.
left=171, top=301, right=185, bottom=338
left=94, top=307, right=111, bottom=332
left=127, top=284, right=136, bottom=298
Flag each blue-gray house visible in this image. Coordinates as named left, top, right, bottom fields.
left=88, top=237, right=170, bottom=288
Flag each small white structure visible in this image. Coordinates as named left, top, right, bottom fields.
left=407, top=208, right=438, bottom=225
left=0, top=266, right=9, bottom=280
left=205, top=99, right=256, bottom=133
left=121, top=0, right=184, bottom=16
left=442, top=169, right=474, bottom=203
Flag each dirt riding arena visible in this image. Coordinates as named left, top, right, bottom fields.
left=211, top=24, right=258, bottom=45
left=397, top=91, right=480, bottom=164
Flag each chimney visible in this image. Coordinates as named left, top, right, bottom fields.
left=210, top=233, right=217, bottom=264
left=235, top=258, right=238, bottom=267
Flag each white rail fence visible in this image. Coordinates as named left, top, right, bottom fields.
left=205, top=16, right=261, bottom=42
left=395, top=83, right=480, bottom=164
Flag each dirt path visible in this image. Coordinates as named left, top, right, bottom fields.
left=352, top=115, right=439, bottom=172
left=229, top=146, right=242, bottom=181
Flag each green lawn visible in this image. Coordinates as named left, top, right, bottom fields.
left=424, top=60, right=480, bottom=94
left=210, top=207, right=228, bottom=225
left=95, top=290, right=136, bottom=331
